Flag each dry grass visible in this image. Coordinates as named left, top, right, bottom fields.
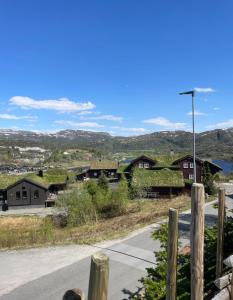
left=0, top=195, right=191, bottom=250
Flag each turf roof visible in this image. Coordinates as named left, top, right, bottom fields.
left=131, top=168, right=185, bottom=188
left=90, top=160, right=118, bottom=170
left=0, top=172, right=69, bottom=190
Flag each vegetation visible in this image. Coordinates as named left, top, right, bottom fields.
left=0, top=169, right=76, bottom=189
left=133, top=216, right=233, bottom=300
left=203, top=164, right=216, bottom=195
left=131, top=168, right=185, bottom=194
left=1, top=128, right=233, bottom=162
left=58, top=176, right=129, bottom=225
left=0, top=195, right=190, bottom=250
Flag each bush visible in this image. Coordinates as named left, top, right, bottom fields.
left=57, top=188, right=97, bottom=226
left=97, top=173, right=109, bottom=193
left=58, top=176, right=130, bottom=226
left=133, top=216, right=233, bottom=299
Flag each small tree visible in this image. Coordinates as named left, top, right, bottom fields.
left=97, top=173, right=109, bottom=193
left=203, top=163, right=216, bottom=195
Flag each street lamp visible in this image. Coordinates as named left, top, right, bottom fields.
left=179, top=90, right=196, bottom=183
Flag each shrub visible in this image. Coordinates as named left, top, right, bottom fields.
left=57, top=188, right=97, bottom=226
left=97, top=173, right=109, bottom=193
left=133, top=216, right=233, bottom=299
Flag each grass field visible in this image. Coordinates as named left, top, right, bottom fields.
left=0, top=196, right=191, bottom=250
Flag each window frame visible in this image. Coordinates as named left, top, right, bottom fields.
left=183, top=162, right=189, bottom=169
left=189, top=174, right=194, bottom=180
left=16, top=191, right=21, bottom=200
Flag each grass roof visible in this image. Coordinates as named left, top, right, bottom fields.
left=131, top=168, right=185, bottom=188
left=90, top=160, right=118, bottom=170
left=0, top=171, right=71, bottom=190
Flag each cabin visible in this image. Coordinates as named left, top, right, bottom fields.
left=6, top=178, right=48, bottom=206
left=77, top=160, right=119, bottom=181
left=172, top=155, right=222, bottom=183
left=0, top=170, right=69, bottom=208
left=131, top=168, right=185, bottom=198
left=127, top=155, right=156, bottom=170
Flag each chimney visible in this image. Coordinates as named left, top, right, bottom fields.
left=38, top=170, right=43, bottom=177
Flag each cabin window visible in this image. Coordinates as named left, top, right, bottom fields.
left=22, top=191, right=27, bottom=199
left=16, top=191, right=21, bottom=200
left=189, top=174, right=194, bottom=180
left=144, top=163, right=149, bottom=168
left=190, top=163, right=194, bottom=168
left=183, top=163, right=189, bottom=168
left=139, top=163, right=143, bottom=168
left=34, top=190, right=39, bottom=199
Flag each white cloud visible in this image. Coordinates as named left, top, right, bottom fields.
left=10, top=96, right=95, bottom=113
left=143, top=117, right=187, bottom=130
left=213, top=107, right=220, bottom=111
left=187, top=110, right=206, bottom=116
left=194, top=87, right=215, bottom=93
left=55, top=120, right=104, bottom=128
left=77, top=111, right=94, bottom=115
left=206, top=119, right=233, bottom=130
left=82, top=114, right=123, bottom=122
left=0, top=113, right=37, bottom=121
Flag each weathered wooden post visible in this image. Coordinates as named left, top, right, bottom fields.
left=191, top=183, right=205, bottom=300
left=88, top=252, right=109, bottom=300
left=166, top=208, right=178, bottom=300
left=216, top=188, right=226, bottom=279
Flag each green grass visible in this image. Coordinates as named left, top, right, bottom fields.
left=132, top=168, right=185, bottom=188
left=0, top=196, right=191, bottom=250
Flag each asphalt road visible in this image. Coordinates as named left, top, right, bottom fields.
left=1, top=196, right=233, bottom=300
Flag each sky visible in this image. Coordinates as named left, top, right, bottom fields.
left=0, top=0, right=233, bottom=136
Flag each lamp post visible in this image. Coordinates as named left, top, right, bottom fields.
left=179, top=90, right=196, bottom=183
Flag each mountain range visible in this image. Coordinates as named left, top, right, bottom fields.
left=0, top=128, right=233, bottom=160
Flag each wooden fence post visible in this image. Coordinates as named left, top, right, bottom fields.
left=88, top=252, right=109, bottom=300
left=166, top=208, right=178, bottom=300
left=216, top=188, right=226, bottom=279
left=191, top=183, right=205, bottom=300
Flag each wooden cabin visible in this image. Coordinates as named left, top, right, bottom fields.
left=77, top=160, right=119, bottom=180
left=172, top=155, right=222, bottom=183
left=6, top=178, right=48, bottom=206
left=0, top=170, right=69, bottom=208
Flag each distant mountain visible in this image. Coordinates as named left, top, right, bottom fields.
left=0, top=128, right=233, bottom=159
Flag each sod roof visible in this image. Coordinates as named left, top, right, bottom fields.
left=0, top=172, right=68, bottom=190
left=131, top=168, right=185, bottom=188
left=90, top=160, right=118, bottom=170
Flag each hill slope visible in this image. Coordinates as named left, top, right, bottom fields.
left=0, top=128, right=233, bottom=159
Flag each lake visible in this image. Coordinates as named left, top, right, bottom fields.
left=213, top=160, right=233, bottom=175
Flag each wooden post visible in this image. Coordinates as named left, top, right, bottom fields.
left=166, top=208, right=178, bottom=300
left=191, top=183, right=205, bottom=300
left=88, top=252, right=109, bottom=300
left=216, top=188, right=226, bottom=279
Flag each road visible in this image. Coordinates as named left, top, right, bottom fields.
left=1, top=196, right=233, bottom=300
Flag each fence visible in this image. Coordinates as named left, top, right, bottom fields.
left=62, top=185, right=230, bottom=300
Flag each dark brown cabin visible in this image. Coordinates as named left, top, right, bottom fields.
left=77, top=160, right=119, bottom=180
left=125, top=155, right=156, bottom=172
left=172, top=155, right=222, bottom=183
left=6, top=178, right=48, bottom=206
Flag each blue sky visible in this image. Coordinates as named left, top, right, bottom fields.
left=0, top=0, right=233, bottom=136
